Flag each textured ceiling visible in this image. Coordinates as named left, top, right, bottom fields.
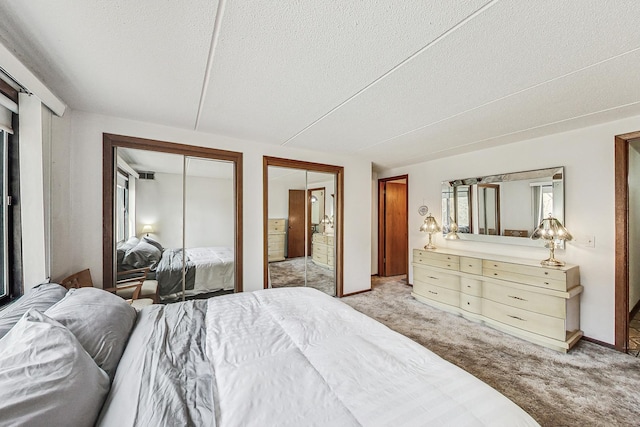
left=1, top=1, right=639, bottom=170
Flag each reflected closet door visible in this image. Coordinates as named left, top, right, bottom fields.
left=184, top=157, right=236, bottom=297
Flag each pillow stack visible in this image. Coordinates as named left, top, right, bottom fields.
left=119, top=236, right=164, bottom=270
left=0, top=285, right=138, bottom=426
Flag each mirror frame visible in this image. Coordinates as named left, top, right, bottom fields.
left=442, top=166, right=564, bottom=247
left=263, top=156, right=344, bottom=296
left=102, top=133, right=243, bottom=292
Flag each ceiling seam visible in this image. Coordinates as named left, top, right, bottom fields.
left=389, top=99, right=640, bottom=169
left=359, top=45, right=640, bottom=152
left=194, top=0, right=227, bottom=131
left=279, top=0, right=499, bottom=146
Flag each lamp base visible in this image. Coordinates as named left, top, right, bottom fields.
left=424, top=243, right=437, bottom=250
left=540, top=257, right=565, bottom=267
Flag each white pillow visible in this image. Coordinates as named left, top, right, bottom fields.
left=0, top=309, right=110, bottom=427
left=0, top=283, right=67, bottom=339
left=45, top=287, right=137, bottom=378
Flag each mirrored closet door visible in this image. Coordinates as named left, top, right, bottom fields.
left=103, top=134, right=243, bottom=303
left=263, top=157, right=343, bottom=297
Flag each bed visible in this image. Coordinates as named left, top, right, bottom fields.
left=117, top=236, right=234, bottom=299
left=0, top=284, right=539, bottom=426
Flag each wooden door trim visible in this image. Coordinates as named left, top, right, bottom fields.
left=614, top=130, right=640, bottom=351
left=263, top=156, right=344, bottom=297
left=103, top=133, right=243, bottom=292
left=377, top=175, right=409, bottom=277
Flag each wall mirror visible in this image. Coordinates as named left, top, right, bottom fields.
left=103, top=134, right=243, bottom=302
left=263, top=157, right=343, bottom=297
left=441, top=166, right=564, bottom=247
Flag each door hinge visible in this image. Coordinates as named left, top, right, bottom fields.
left=6, top=196, right=12, bottom=206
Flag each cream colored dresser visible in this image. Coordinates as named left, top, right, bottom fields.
left=267, top=218, right=286, bottom=262
left=311, top=233, right=335, bottom=269
left=411, top=248, right=583, bottom=352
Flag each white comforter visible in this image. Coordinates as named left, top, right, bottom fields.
left=98, top=288, right=539, bottom=426
left=186, top=246, right=234, bottom=292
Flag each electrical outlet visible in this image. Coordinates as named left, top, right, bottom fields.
left=573, top=235, right=595, bottom=248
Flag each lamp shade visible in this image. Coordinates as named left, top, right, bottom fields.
left=531, top=216, right=572, bottom=242
left=420, top=214, right=441, bottom=233
left=141, top=224, right=154, bottom=235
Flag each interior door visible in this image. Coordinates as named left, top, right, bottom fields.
left=383, top=181, right=408, bottom=276
left=288, top=189, right=306, bottom=258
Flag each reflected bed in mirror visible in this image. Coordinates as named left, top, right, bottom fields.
left=441, top=166, right=564, bottom=247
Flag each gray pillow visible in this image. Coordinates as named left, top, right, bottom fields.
left=123, top=240, right=161, bottom=268
left=0, top=282, right=67, bottom=339
left=117, top=236, right=140, bottom=268
left=0, top=309, right=110, bottom=427
left=45, top=287, right=137, bottom=379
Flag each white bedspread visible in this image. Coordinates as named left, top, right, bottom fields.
left=98, top=287, right=539, bottom=426
left=186, top=246, right=234, bottom=292
left=205, top=288, right=539, bottom=426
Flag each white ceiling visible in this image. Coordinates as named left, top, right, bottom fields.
left=1, top=1, right=639, bottom=170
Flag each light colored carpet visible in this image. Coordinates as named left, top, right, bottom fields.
left=269, top=256, right=336, bottom=296
left=342, top=276, right=640, bottom=427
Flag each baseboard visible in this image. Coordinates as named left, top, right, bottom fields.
left=581, top=335, right=617, bottom=350
left=342, top=289, right=371, bottom=297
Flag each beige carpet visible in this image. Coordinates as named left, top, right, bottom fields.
left=342, top=277, right=640, bottom=427
left=269, top=256, right=336, bottom=296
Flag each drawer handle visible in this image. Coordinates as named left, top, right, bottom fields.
left=493, top=273, right=498, bottom=276
left=493, top=264, right=498, bottom=267
left=544, top=282, right=549, bottom=285
left=447, top=264, right=452, bottom=267
left=428, top=276, right=438, bottom=280
left=428, top=290, right=438, bottom=295
left=508, top=315, right=526, bottom=321
left=466, top=285, right=472, bottom=288
left=468, top=264, right=473, bottom=267
left=508, top=295, right=527, bottom=302
left=544, top=272, right=549, bottom=275
left=466, top=302, right=470, bottom=305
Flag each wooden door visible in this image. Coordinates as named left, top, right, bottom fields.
left=288, top=189, right=306, bottom=258
left=380, top=179, right=408, bottom=276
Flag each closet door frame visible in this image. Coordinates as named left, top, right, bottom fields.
left=103, top=133, right=243, bottom=292
left=263, top=156, right=344, bottom=297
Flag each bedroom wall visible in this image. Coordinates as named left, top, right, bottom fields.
left=135, top=173, right=235, bottom=249
left=377, top=114, right=640, bottom=345
left=50, top=110, right=372, bottom=295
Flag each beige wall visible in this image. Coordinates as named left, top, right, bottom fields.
left=378, top=114, right=640, bottom=344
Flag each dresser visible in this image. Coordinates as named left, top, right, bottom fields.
left=267, top=218, right=286, bottom=262
left=411, top=248, right=583, bottom=352
left=311, top=233, right=335, bottom=269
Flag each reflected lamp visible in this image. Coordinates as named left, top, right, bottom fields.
left=530, top=215, right=572, bottom=266
left=141, top=224, right=154, bottom=237
left=420, top=213, right=441, bottom=250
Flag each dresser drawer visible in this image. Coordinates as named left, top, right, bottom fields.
left=482, top=299, right=566, bottom=341
left=460, top=257, right=482, bottom=275
left=460, top=294, right=482, bottom=314
left=414, top=266, right=460, bottom=291
left=268, top=219, right=286, bottom=233
left=413, top=282, right=460, bottom=307
left=327, top=253, right=335, bottom=266
left=483, top=260, right=566, bottom=281
left=312, top=233, right=327, bottom=244
left=413, top=253, right=459, bottom=271
left=326, top=236, right=335, bottom=246
left=312, top=252, right=327, bottom=264
left=483, top=282, right=566, bottom=318
left=267, top=235, right=284, bottom=249
left=414, top=250, right=459, bottom=264
left=483, top=268, right=567, bottom=292
left=460, top=277, right=483, bottom=297
left=313, top=243, right=328, bottom=255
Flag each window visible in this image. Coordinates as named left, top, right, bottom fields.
left=116, top=170, right=129, bottom=242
